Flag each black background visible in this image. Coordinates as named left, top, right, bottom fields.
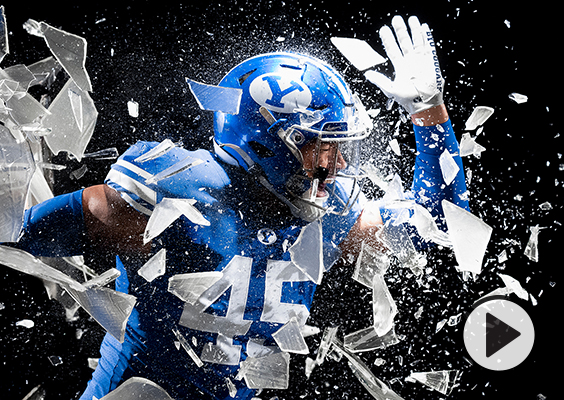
left=0, top=1, right=561, bottom=399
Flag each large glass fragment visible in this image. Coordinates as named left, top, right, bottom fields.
left=239, top=351, right=290, bottom=389
left=524, top=225, right=541, bottom=262
left=352, top=241, right=390, bottom=288
left=98, top=377, right=174, bottom=400
left=464, top=106, right=494, bottom=130
left=24, top=19, right=92, bottom=92
left=332, top=338, right=405, bottom=400
left=442, top=200, right=492, bottom=275
left=27, top=56, right=62, bottom=88
left=0, top=245, right=135, bottom=343
left=186, top=78, right=243, bottom=114
left=5, top=91, right=50, bottom=127
left=137, top=248, right=166, bottom=282
left=288, top=218, right=324, bottom=284
left=344, top=326, right=399, bottom=353
left=0, top=124, right=35, bottom=242
left=459, top=132, right=486, bottom=157
left=315, top=326, right=339, bottom=366
left=144, top=198, right=209, bottom=244
left=0, top=6, right=7, bottom=64
left=134, top=139, right=175, bottom=163
left=172, top=327, right=204, bottom=367
left=498, top=273, right=529, bottom=300
left=439, top=149, right=460, bottom=185
left=41, top=78, right=98, bottom=161
left=379, top=221, right=425, bottom=275
left=408, top=370, right=461, bottom=395
left=409, top=203, right=451, bottom=247
left=200, top=333, right=241, bottom=365
left=272, top=316, right=309, bottom=354
left=168, top=271, right=223, bottom=304
left=330, top=37, right=387, bottom=71
left=372, top=273, right=397, bottom=336
left=1, top=64, right=35, bottom=97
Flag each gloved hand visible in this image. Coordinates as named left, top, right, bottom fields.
left=365, top=15, right=444, bottom=115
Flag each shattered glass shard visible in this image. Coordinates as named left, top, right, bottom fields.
left=168, top=271, right=223, bottom=304
left=0, top=6, right=7, bottom=64
left=0, top=246, right=135, bottom=343
left=498, top=273, right=529, bottom=300
left=409, top=370, right=461, bottom=395
left=138, top=248, right=166, bottom=282
left=373, top=274, right=398, bottom=336
left=288, top=218, right=324, bottom=284
left=272, top=316, right=309, bottom=354
left=464, top=106, right=494, bottom=131
left=442, top=200, right=493, bottom=275
left=439, top=149, right=460, bottom=185
left=330, top=37, right=387, bottom=71
left=524, top=225, right=541, bottom=262
left=409, top=203, right=451, bottom=247
left=144, top=155, right=204, bottom=184
left=134, top=139, right=175, bottom=163
left=127, top=100, right=139, bottom=117
left=186, top=78, right=242, bottom=114
left=459, top=133, right=486, bottom=157
left=47, top=355, right=63, bottom=366
left=343, top=326, right=399, bottom=353
left=0, top=124, right=35, bottom=242
left=508, top=92, right=528, bottom=104
left=332, top=338, right=405, bottom=400
left=200, top=333, right=241, bottom=365
left=352, top=241, right=390, bottom=288
left=98, top=377, right=174, bottom=400
left=24, top=19, right=92, bottom=92
left=379, top=222, right=425, bottom=275
left=42, top=78, right=97, bottom=161
left=27, top=56, right=63, bottom=88
left=240, top=351, right=290, bottom=389
left=316, top=326, right=339, bottom=366
left=2, top=64, right=36, bottom=98
left=6, top=91, right=50, bottom=127
left=172, top=327, right=204, bottom=367
left=144, top=198, right=208, bottom=244
left=83, top=268, right=121, bottom=289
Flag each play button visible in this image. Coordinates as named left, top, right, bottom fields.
left=463, top=297, right=534, bottom=371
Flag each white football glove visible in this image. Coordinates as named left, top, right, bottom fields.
left=365, top=15, right=445, bottom=115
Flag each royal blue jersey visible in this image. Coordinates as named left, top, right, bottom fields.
left=78, top=140, right=362, bottom=400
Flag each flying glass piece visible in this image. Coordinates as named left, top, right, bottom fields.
left=464, top=106, right=494, bottom=131
left=272, top=316, right=309, bottom=354
left=137, top=248, right=166, bottom=282
left=439, top=149, right=460, bottom=185
left=239, top=351, right=290, bottom=389
left=288, top=218, right=324, bottom=284
left=24, top=19, right=92, bottom=92
left=408, top=370, right=461, bottom=395
left=330, top=37, right=387, bottom=71
left=459, top=132, right=486, bottom=157
left=127, top=100, right=139, bottom=117
left=0, top=124, right=35, bottom=242
left=343, top=326, right=399, bottom=353
left=524, top=225, right=541, bottom=262
left=134, top=139, right=175, bottom=163
left=508, top=92, right=528, bottom=104
left=498, top=273, right=529, bottom=300
left=186, top=78, right=242, bottom=114
left=442, top=200, right=493, bottom=275
left=144, top=198, right=209, bottom=244
left=0, top=245, right=135, bottom=342
left=373, top=273, right=397, bottom=336
left=98, top=377, right=174, bottom=400
left=409, top=203, right=451, bottom=247
left=41, top=78, right=98, bottom=161
left=0, top=6, right=8, bottom=64
left=352, top=241, right=390, bottom=288
left=172, top=327, right=204, bottom=367
left=144, top=155, right=204, bottom=185
left=27, top=56, right=62, bottom=88
left=200, top=333, right=241, bottom=365
left=315, top=326, right=339, bottom=366
left=168, top=271, right=223, bottom=304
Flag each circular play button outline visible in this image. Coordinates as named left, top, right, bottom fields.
left=463, top=296, right=535, bottom=371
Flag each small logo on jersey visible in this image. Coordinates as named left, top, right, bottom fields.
left=249, top=72, right=312, bottom=114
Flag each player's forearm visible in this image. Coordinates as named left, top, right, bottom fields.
left=411, top=104, right=449, bottom=126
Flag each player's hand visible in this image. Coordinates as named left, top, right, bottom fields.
left=365, top=15, right=444, bottom=115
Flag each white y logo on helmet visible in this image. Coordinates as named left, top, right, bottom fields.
left=249, top=72, right=312, bottom=114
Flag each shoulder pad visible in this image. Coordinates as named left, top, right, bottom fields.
left=105, top=141, right=230, bottom=215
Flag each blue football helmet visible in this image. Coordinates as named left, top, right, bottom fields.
left=213, top=52, right=372, bottom=216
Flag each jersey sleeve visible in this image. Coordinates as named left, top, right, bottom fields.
left=377, top=119, right=469, bottom=249
left=105, top=141, right=231, bottom=216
